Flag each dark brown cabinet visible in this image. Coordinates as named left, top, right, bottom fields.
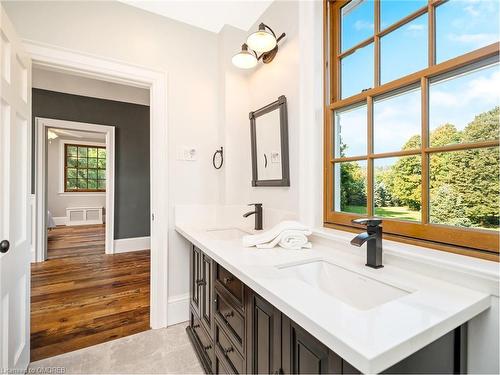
left=187, top=243, right=464, bottom=375
left=190, top=246, right=202, bottom=315
left=245, top=290, right=282, bottom=375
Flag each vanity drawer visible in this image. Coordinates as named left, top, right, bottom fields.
left=215, top=352, right=232, bottom=374
left=215, top=322, right=244, bottom=374
left=216, top=265, right=243, bottom=307
left=190, top=310, right=214, bottom=370
left=215, top=288, right=245, bottom=354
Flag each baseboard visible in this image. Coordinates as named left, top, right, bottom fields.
left=167, top=293, right=189, bottom=326
left=52, top=216, right=67, bottom=226
left=113, top=236, right=150, bottom=253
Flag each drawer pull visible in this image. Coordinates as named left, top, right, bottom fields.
left=196, top=279, right=207, bottom=286
left=223, top=276, right=234, bottom=285
left=193, top=323, right=200, bottom=329
left=204, top=344, right=212, bottom=351
left=223, top=346, right=234, bottom=355
left=223, top=311, right=234, bottom=319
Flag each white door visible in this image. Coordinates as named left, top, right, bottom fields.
left=0, top=5, right=32, bottom=371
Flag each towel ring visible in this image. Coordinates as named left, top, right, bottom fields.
left=213, top=147, right=224, bottom=169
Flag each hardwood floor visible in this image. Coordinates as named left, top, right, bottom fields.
left=31, top=224, right=150, bottom=362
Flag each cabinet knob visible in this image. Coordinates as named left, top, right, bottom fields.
left=0, top=240, right=9, bottom=253
left=223, top=277, right=234, bottom=285
left=224, top=311, right=234, bottom=319
left=223, top=346, right=234, bottom=355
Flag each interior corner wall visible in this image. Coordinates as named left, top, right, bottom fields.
left=220, top=0, right=300, bottom=215
left=3, top=0, right=221, bottom=300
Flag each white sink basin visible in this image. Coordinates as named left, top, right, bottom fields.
left=277, top=260, right=410, bottom=310
left=206, top=228, right=250, bottom=241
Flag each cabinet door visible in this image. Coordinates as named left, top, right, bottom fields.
left=246, top=289, right=282, bottom=374
left=190, top=246, right=202, bottom=315
left=282, top=317, right=340, bottom=374
left=201, top=254, right=214, bottom=336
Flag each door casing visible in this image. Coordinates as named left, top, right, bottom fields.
left=25, top=40, right=169, bottom=330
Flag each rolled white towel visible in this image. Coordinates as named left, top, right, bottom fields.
left=256, top=230, right=312, bottom=250
left=242, top=220, right=311, bottom=247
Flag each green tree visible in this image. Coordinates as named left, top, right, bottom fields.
left=340, top=162, right=366, bottom=209
left=385, top=135, right=422, bottom=211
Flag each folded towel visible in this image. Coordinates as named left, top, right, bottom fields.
left=242, top=220, right=311, bottom=247
left=256, top=229, right=312, bottom=250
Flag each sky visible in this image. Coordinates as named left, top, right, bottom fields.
left=336, top=0, right=500, bottom=164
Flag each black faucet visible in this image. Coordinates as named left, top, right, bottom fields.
left=350, top=218, right=383, bottom=269
left=243, top=203, right=263, bottom=230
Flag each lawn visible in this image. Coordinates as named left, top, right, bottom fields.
left=344, top=205, right=420, bottom=221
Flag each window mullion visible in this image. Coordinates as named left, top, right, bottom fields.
left=421, top=77, right=430, bottom=224
left=428, top=1, right=436, bottom=67
left=374, top=0, right=381, bottom=87
left=367, top=96, right=374, bottom=217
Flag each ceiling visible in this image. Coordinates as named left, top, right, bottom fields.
left=48, top=128, right=106, bottom=141
left=118, top=0, right=273, bottom=33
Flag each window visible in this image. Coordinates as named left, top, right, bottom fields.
left=64, top=144, right=106, bottom=192
left=325, top=0, right=500, bottom=259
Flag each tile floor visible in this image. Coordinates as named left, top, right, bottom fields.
left=29, top=322, right=203, bottom=374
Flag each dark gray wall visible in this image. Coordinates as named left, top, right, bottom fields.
left=32, top=88, right=150, bottom=239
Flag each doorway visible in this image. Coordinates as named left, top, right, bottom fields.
left=31, top=84, right=152, bottom=361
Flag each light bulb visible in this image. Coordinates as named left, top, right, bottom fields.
left=247, top=25, right=276, bottom=53
left=232, top=44, right=257, bottom=69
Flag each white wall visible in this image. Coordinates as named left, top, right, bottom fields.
left=33, top=67, right=150, bottom=106
left=47, top=137, right=106, bottom=219
left=3, top=0, right=220, bottom=301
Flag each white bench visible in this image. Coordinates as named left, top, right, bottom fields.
left=65, top=206, right=104, bottom=226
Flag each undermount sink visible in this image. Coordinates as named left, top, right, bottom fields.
left=277, top=260, right=410, bottom=310
left=206, top=228, right=250, bottom=240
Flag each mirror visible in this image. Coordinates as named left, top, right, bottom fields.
left=249, top=95, right=290, bottom=186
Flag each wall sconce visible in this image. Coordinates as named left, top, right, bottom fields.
left=232, top=23, right=286, bottom=69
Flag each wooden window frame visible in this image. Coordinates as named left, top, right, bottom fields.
left=64, top=143, right=106, bottom=193
left=324, top=0, right=500, bottom=261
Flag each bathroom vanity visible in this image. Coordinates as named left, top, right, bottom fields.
left=187, top=243, right=466, bottom=374
left=177, top=221, right=491, bottom=374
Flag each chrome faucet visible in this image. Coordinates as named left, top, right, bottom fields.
left=350, top=218, right=383, bottom=269
left=243, top=203, right=263, bottom=230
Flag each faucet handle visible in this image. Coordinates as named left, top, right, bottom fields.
left=352, top=217, right=382, bottom=227
left=248, top=203, right=262, bottom=207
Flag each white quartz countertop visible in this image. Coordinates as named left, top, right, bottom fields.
left=175, top=223, right=491, bottom=374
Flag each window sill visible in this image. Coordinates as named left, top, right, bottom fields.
left=57, top=191, right=106, bottom=197
left=312, top=226, right=500, bottom=296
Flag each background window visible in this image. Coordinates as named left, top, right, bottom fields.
left=326, top=0, right=500, bottom=257
left=65, top=144, right=106, bottom=192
